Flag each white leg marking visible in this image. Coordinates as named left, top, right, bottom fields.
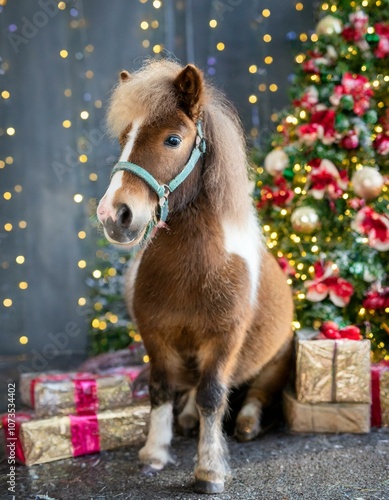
left=119, top=118, right=142, bottom=162
left=139, top=402, right=174, bottom=469
left=222, top=208, right=263, bottom=305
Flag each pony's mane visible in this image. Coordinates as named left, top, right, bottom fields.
left=107, top=59, right=252, bottom=220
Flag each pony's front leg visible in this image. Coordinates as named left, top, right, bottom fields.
left=139, top=366, right=174, bottom=474
left=194, top=372, right=229, bottom=494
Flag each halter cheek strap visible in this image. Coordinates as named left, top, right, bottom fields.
left=110, top=120, right=206, bottom=239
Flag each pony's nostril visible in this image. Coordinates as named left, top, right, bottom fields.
left=116, top=203, right=132, bottom=228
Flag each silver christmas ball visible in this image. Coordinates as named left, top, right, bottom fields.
left=352, top=167, right=384, bottom=200
left=316, top=15, right=343, bottom=35
left=291, top=206, right=320, bottom=234
left=264, top=149, right=289, bottom=176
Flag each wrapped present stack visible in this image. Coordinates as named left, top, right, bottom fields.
left=1, top=366, right=150, bottom=465
left=284, top=322, right=371, bottom=434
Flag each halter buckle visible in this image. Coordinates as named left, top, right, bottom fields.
left=159, top=184, right=171, bottom=207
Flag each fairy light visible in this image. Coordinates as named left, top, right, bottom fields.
left=153, top=44, right=162, bottom=53
left=74, top=194, right=83, bottom=203
left=296, top=2, right=304, bottom=10
left=264, top=56, right=273, bottom=64
left=249, top=65, right=257, bottom=73
left=140, top=21, right=149, bottom=30
left=78, top=260, right=87, bottom=269
left=62, top=120, right=71, bottom=128
left=209, top=19, right=217, bottom=28
left=79, top=154, right=88, bottom=163
left=78, top=297, right=86, bottom=306
left=58, top=2, right=66, bottom=9
left=262, top=9, right=271, bottom=17
left=80, top=110, right=89, bottom=119
left=93, top=270, right=102, bottom=278
left=263, top=34, right=272, bottom=42
left=6, top=127, right=15, bottom=136
left=249, top=95, right=258, bottom=104
left=60, top=50, right=68, bottom=58
left=19, top=336, right=28, bottom=344
left=216, top=42, right=225, bottom=51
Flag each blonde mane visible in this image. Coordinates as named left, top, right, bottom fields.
left=106, top=59, right=252, bottom=220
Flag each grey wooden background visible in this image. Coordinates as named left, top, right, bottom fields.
left=0, top=0, right=315, bottom=382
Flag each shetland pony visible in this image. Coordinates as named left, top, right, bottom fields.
left=97, top=60, right=293, bottom=494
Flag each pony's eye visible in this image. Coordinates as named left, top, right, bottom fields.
left=165, top=135, right=182, bottom=147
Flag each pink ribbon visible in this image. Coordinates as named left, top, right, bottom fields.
left=2, top=413, right=32, bottom=464
left=371, top=361, right=389, bottom=427
left=70, top=414, right=100, bottom=457
left=73, top=378, right=98, bottom=414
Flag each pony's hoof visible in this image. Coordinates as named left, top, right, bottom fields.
left=235, top=428, right=258, bottom=442
left=235, top=418, right=260, bottom=442
left=194, top=479, right=224, bottom=494
left=140, top=464, right=160, bottom=476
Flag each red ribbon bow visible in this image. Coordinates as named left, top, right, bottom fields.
left=318, top=320, right=361, bottom=340
left=305, top=261, right=354, bottom=307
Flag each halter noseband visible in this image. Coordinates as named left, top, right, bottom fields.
left=110, top=120, right=206, bottom=240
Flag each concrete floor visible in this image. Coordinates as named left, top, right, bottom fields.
left=1, top=430, right=389, bottom=500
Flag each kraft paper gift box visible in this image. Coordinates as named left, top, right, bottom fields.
left=1, top=403, right=150, bottom=466
left=283, top=387, right=370, bottom=434
left=295, top=339, right=371, bottom=404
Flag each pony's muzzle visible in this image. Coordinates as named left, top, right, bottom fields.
left=102, top=203, right=136, bottom=244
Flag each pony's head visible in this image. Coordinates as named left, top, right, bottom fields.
left=97, top=61, right=206, bottom=246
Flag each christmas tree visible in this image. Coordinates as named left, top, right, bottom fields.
left=253, top=0, right=388, bottom=359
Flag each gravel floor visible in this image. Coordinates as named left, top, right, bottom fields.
left=1, top=430, right=389, bottom=500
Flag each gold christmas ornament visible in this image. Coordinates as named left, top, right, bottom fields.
left=264, top=149, right=289, bottom=176
left=351, top=167, right=384, bottom=200
left=291, top=206, right=320, bottom=233
left=316, top=15, right=343, bottom=35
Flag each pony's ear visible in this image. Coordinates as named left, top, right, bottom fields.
left=119, top=70, right=132, bottom=83
left=173, top=64, right=204, bottom=117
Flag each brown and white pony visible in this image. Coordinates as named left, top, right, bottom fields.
left=97, top=60, right=293, bottom=494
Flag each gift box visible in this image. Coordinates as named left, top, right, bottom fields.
left=283, top=387, right=370, bottom=434
left=371, top=361, right=389, bottom=427
left=20, top=371, right=136, bottom=417
left=295, top=339, right=371, bottom=404
left=1, top=403, right=150, bottom=465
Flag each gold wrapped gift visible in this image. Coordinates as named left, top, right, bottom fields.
left=295, top=339, right=371, bottom=404
left=20, top=371, right=134, bottom=417
left=283, top=388, right=370, bottom=434
left=2, top=403, right=150, bottom=465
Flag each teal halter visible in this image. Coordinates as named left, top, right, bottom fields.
left=110, top=120, right=206, bottom=240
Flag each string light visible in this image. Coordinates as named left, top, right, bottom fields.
left=19, top=336, right=28, bottom=344
left=216, top=42, right=225, bottom=51
left=209, top=19, right=217, bottom=28
left=262, top=9, right=271, bottom=17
